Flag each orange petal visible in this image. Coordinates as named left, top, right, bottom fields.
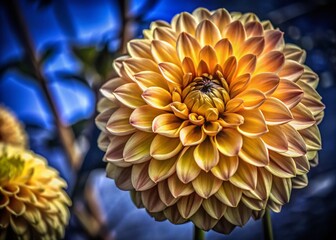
left=263, top=30, right=284, bottom=52
left=199, top=45, right=218, bottom=73
left=289, top=103, right=315, bottom=130
left=131, top=162, right=156, bottom=191
left=134, top=71, right=169, bottom=91
left=297, top=81, right=325, bottom=116
left=194, top=137, right=219, bottom=171
left=260, top=97, right=293, bottom=125
left=149, top=157, right=177, bottom=182
left=238, top=109, right=268, bottom=137
left=158, top=62, right=184, bottom=87
left=299, top=125, right=321, bottom=151
left=249, top=73, right=280, bottom=95
left=114, top=83, right=146, bottom=109
left=127, top=39, right=153, bottom=59
left=176, top=32, right=201, bottom=64
left=210, top=8, right=231, bottom=31
left=225, top=99, right=244, bottom=113
left=222, top=56, right=237, bottom=84
left=151, top=40, right=179, bottom=64
left=153, top=27, right=177, bottom=46
left=294, top=155, right=310, bottom=175
left=192, top=171, right=222, bottom=199
left=224, top=21, right=246, bottom=47
left=240, top=37, right=265, bottom=56
left=195, top=20, right=221, bottom=46
left=211, top=154, right=239, bottom=180
left=283, top=43, right=306, bottom=63
left=170, top=102, right=189, bottom=119
left=255, top=51, right=285, bottom=73
left=173, top=12, right=197, bottom=35
left=271, top=79, right=303, bottom=109
left=177, top=193, right=203, bottom=219
left=214, top=129, right=242, bottom=156
left=230, top=160, right=257, bottom=191
left=215, top=181, right=242, bottom=207
left=237, top=54, right=256, bottom=76
left=278, top=60, right=304, bottom=82
left=130, top=105, right=164, bottom=132
left=106, top=108, right=135, bottom=136
left=142, top=86, right=172, bottom=111
left=280, top=124, right=306, bottom=157
left=180, top=125, right=206, bottom=146
left=123, top=132, right=155, bottom=163
left=230, top=73, right=251, bottom=97
left=153, top=113, right=188, bottom=137
left=219, top=113, right=244, bottom=127
left=192, top=7, right=211, bottom=22
left=181, top=57, right=196, bottom=76
left=214, top=38, right=233, bottom=66
left=245, top=21, right=263, bottom=37
left=176, top=147, right=201, bottom=183
left=236, top=89, right=265, bottom=110
left=266, top=151, right=296, bottom=178
left=150, top=135, right=183, bottom=160
left=261, top=125, right=288, bottom=152
left=239, top=136, right=269, bottom=167
left=168, top=174, right=194, bottom=198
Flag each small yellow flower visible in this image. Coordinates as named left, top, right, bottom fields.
left=0, top=106, right=28, bottom=148
left=0, top=143, right=71, bottom=239
left=96, top=8, right=324, bottom=233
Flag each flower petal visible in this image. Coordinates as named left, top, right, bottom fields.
left=123, top=58, right=159, bottom=80
left=225, top=203, right=252, bottom=227
left=260, top=97, right=293, bottom=125
left=176, top=147, right=201, bottom=183
left=153, top=27, right=177, bottom=46
left=240, top=37, right=265, bottom=56
left=157, top=181, right=179, bottom=206
left=238, top=109, right=268, bottom=137
left=131, top=162, right=156, bottom=191
left=173, top=12, right=197, bottom=35
left=266, top=151, right=296, bottom=178
left=199, top=45, right=218, bottom=73
left=224, top=21, right=246, bottom=48
left=176, top=32, right=201, bottom=64
left=149, top=157, right=177, bottom=182
left=278, top=60, right=304, bottom=82
left=158, top=62, right=184, bottom=87
left=130, top=105, right=164, bottom=132
left=123, top=132, right=155, bottom=163
left=214, top=129, right=242, bottom=156
left=202, top=197, right=227, bottom=220
left=195, top=20, right=221, bottom=46
left=127, top=39, right=153, bottom=59
left=289, top=103, right=315, bottom=130
left=245, top=21, right=263, bottom=37
left=114, top=83, right=146, bottom=109
left=270, top=176, right=292, bottom=205
left=151, top=40, right=179, bottom=64
left=168, top=174, right=194, bottom=198
left=239, top=136, right=269, bottom=167
left=210, top=8, right=231, bottom=31
left=194, top=137, right=219, bottom=172
left=222, top=56, right=237, bottom=84
left=192, top=171, right=222, bottom=199
left=280, top=124, right=307, bottom=157
left=106, top=108, right=135, bottom=136
left=215, top=182, right=242, bottom=207
left=150, top=134, right=183, bottom=160
left=153, top=113, right=188, bottom=137
left=261, top=125, right=288, bottom=152
left=192, top=7, right=211, bottom=22
left=214, top=38, right=233, bottom=66
left=299, top=125, right=322, bottom=151
left=230, top=160, right=257, bottom=191
left=283, top=43, right=306, bottom=63
left=177, top=193, right=203, bottom=219
left=134, top=71, right=169, bottom=91
left=180, top=125, right=206, bottom=146
left=142, top=87, right=172, bottom=111
left=249, top=168, right=272, bottom=200
left=211, top=154, right=239, bottom=180
left=271, top=79, right=303, bottom=108
left=255, top=51, right=285, bottom=73
left=141, top=188, right=166, bottom=212
left=293, top=155, right=310, bottom=175
left=248, top=73, right=280, bottom=95
left=236, top=89, right=265, bottom=110
left=263, top=30, right=284, bottom=52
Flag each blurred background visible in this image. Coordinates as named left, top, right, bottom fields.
left=0, top=0, right=335, bottom=239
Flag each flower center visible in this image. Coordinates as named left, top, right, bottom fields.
left=182, top=73, right=229, bottom=115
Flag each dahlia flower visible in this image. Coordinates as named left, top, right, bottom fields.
left=0, top=106, right=27, bottom=148
left=96, top=7, right=324, bottom=233
left=0, top=143, right=71, bottom=239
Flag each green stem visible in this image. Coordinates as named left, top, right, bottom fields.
left=193, top=225, right=205, bottom=240
left=262, top=208, right=274, bottom=240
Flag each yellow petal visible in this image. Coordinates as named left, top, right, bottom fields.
left=261, top=125, right=288, bottom=152
left=225, top=99, right=244, bottom=113
left=230, top=160, right=257, bottom=191
left=168, top=174, right=194, bottom=198
left=260, top=97, right=293, bottom=125
left=214, top=38, right=233, bottom=66
left=123, top=132, right=155, bottom=163
left=149, top=157, right=176, bottom=183
left=151, top=40, right=179, bottom=65
left=248, top=73, right=280, bottom=95
left=181, top=57, right=196, bottom=76
left=105, top=135, right=130, bottom=162
left=279, top=60, right=304, bottom=82
left=255, top=51, right=284, bottom=73
left=153, top=113, right=188, bottom=137
left=245, top=21, right=263, bottom=37
left=210, top=8, right=231, bottom=31
left=6, top=198, right=26, bottom=216
left=283, top=43, right=306, bottom=63
left=114, top=83, right=146, bottom=109
left=141, top=188, right=166, bottom=212
left=127, top=39, right=153, bottom=59
left=142, top=86, right=172, bottom=111
left=250, top=168, right=272, bottom=200
left=241, top=195, right=264, bottom=211
left=150, top=135, right=183, bottom=160
left=240, top=37, right=265, bottom=56
left=123, top=58, right=158, bottom=80
left=214, top=129, right=242, bottom=156
left=224, top=21, right=246, bottom=47
left=222, top=56, right=237, bottom=84
left=271, top=79, right=303, bottom=108
left=230, top=73, right=251, bottom=98
left=192, top=171, right=222, bottom=199
left=202, top=121, right=222, bottom=136
left=180, top=125, right=206, bottom=146
left=96, top=108, right=116, bottom=131
left=196, top=60, right=210, bottom=76
left=202, top=197, right=227, bottom=219
left=270, top=176, right=292, bottom=205
left=199, top=45, right=218, bottom=73
left=176, top=32, right=201, bottom=64
left=263, top=29, right=284, bottom=52
left=266, top=151, right=296, bottom=178
left=132, top=162, right=156, bottom=191
left=100, top=77, right=130, bottom=100
left=225, top=202, right=252, bottom=227
left=236, top=89, right=265, bottom=110
left=10, top=216, right=28, bottom=235
left=293, top=155, right=310, bottom=175
left=170, top=102, right=189, bottom=119
left=177, top=193, right=203, bottom=219
left=292, top=174, right=308, bottom=189
left=153, top=27, right=177, bottom=46
left=192, top=7, right=211, bottom=22
left=261, top=20, right=274, bottom=30
left=238, top=109, right=268, bottom=137
left=195, top=20, right=221, bottom=46
left=134, top=71, right=169, bottom=91
left=297, top=81, right=325, bottom=116
left=193, top=137, right=219, bottom=172
left=158, top=62, right=184, bottom=87
left=239, top=136, right=269, bottom=167
left=106, top=108, right=135, bottom=136
left=299, top=125, right=321, bottom=151
left=301, top=66, right=319, bottom=89
left=130, top=105, right=164, bottom=132
left=173, top=12, right=197, bottom=35
left=215, top=182, right=242, bottom=207
left=157, top=181, right=179, bottom=206
left=280, top=124, right=306, bottom=157
left=289, top=103, right=315, bottom=130
left=176, top=147, right=201, bottom=183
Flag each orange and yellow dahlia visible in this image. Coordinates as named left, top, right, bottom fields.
left=0, top=144, right=71, bottom=239
left=96, top=8, right=324, bottom=233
